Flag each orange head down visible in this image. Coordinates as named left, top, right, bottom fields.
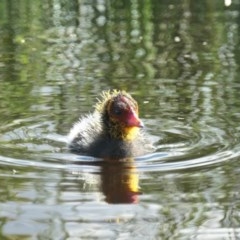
left=95, top=90, right=144, bottom=140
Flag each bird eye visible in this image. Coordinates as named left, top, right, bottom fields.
left=109, top=98, right=126, bottom=116
left=113, top=106, right=122, bottom=115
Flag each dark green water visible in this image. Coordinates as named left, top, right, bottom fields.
left=1, top=0, right=240, bottom=239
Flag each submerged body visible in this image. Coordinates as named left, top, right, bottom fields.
left=68, top=90, right=152, bottom=158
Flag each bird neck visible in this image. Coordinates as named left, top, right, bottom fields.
left=122, top=126, right=140, bottom=141
left=107, top=122, right=140, bottom=141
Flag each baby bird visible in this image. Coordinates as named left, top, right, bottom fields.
left=68, top=90, right=152, bottom=159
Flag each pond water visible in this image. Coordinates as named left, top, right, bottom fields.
left=1, top=0, right=240, bottom=239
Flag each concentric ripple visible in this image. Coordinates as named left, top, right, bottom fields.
left=137, top=120, right=240, bottom=172
left=0, top=117, right=240, bottom=173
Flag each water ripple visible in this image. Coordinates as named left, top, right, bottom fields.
left=0, top=117, right=239, bottom=173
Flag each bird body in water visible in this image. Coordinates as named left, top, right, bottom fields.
left=68, top=90, right=153, bottom=159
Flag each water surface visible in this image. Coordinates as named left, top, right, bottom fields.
left=1, top=0, right=240, bottom=239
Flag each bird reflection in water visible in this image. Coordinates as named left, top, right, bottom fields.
left=100, top=158, right=140, bottom=204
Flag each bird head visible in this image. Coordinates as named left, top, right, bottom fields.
left=95, top=90, right=144, bottom=140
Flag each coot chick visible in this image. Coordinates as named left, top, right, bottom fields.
left=68, top=90, right=152, bottom=159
